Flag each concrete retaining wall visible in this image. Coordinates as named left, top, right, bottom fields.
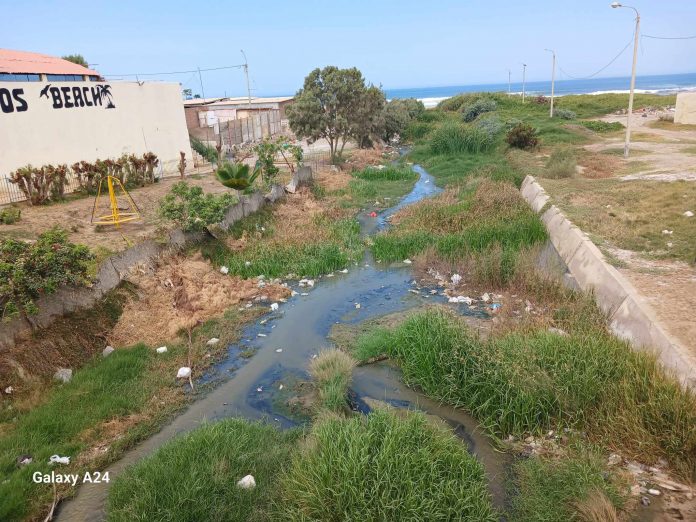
left=521, top=175, right=696, bottom=388
left=0, top=167, right=313, bottom=353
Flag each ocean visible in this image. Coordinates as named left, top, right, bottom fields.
left=384, top=72, right=696, bottom=108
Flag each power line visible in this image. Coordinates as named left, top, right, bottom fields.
left=557, top=38, right=634, bottom=80
left=103, top=63, right=246, bottom=78
left=642, top=33, right=696, bottom=40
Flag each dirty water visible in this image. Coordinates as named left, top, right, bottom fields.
left=56, top=165, right=502, bottom=521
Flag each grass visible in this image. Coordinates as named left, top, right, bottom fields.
left=274, top=408, right=497, bottom=521
left=430, top=122, right=498, bottom=154
left=351, top=308, right=696, bottom=476
left=543, top=147, right=577, bottom=179
left=345, top=165, right=419, bottom=208
left=107, top=419, right=301, bottom=522
left=509, top=448, right=625, bottom=522
left=372, top=180, right=547, bottom=278
left=580, top=120, right=624, bottom=133
left=202, top=217, right=362, bottom=278
left=308, top=349, right=356, bottom=413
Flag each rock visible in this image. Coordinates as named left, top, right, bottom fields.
left=684, top=210, right=694, bottom=217
left=220, top=266, right=229, bottom=275
left=236, top=474, right=256, bottom=489
left=53, top=368, right=72, bottom=383
left=607, top=453, right=622, bottom=466
left=176, top=367, right=192, bottom=379
left=648, top=488, right=661, bottom=496
left=48, top=455, right=70, bottom=465
left=156, top=346, right=168, bottom=354
left=270, top=303, right=279, bottom=311
left=102, top=346, right=115, bottom=358
left=450, top=274, right=462, bottom=286
left=641, top=496, right=651, bottom=506
left=206, top=338, right=220, bottom=346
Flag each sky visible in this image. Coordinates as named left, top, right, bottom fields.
left=1, top=0, right=695, bottom=97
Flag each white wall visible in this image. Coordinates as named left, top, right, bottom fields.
left=675, top=92, right=696, bottom=125
left=0, top=81, right=192, bottom=178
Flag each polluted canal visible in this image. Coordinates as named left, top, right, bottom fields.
left=56, top=164, right=508, bottom=520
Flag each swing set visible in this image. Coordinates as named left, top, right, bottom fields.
left=90, top=176, right=141, bottom=227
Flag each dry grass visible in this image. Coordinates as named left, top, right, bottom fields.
left=573, top=490, right=620, bottom=522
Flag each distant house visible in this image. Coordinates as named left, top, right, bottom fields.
left=183, top=96, right=294, bottom=130
left=0, top=48, right=102, bottom=82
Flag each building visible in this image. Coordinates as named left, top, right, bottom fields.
left=1, top=49, right=192, bottom=194
left=675, top=92, right=696, bottom=125
left=0, top=48, right=101, bottom=82
left=183, top=96, right=293, bottom=130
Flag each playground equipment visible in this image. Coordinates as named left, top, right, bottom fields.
left=90, top=176, right=141, bottom=227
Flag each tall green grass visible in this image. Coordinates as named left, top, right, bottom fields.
left=274, top=409, right=497, bottom=521
left=543, top=147, right=577, bottom=179
left=351, top=166, right=416, bottom=181
left=309, top=349, right=356, bottom=413
left=430, top=122, right=497, bottom=154
left=107, top=419, right=301, bottom=522
left=355, top=309, right=696, bottom=476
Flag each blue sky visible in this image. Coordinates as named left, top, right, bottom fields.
left=2, top=0, right=695, bottom=96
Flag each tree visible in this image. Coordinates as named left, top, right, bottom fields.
left=351, top=85, right=386, bottom=148
left=382, top=98, right=425, bottom=142
left=182, top=88, right=193, bottom=100
left=287, top=66, right=380, bottom=164
left=62, top=54, right=89, bottom=67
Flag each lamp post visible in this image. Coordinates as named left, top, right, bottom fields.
left=545, top=49, right=556, bottom=117
left=522, top=63, right=527, bottom=103
left=611, top=2, right=640, bottom=158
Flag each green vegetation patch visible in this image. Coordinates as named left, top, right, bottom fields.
left=580, top=120, right=625, bottom=133
left=108, top=419, right=301, bottom=522
left=274, top=409, right=497, bottom=521
left=308, top=349, right=356, bottom=414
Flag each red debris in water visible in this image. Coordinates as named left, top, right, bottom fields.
left=369, top=211, right=377, bottom=217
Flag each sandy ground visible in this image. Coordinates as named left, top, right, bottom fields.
left=569, top=114, right=696, bottom=356
left=0, top=168, right=225, bottom=253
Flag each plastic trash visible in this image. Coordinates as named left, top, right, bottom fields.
left=339, top=268, right=349, bottom=273
left=237, top=474, right=256, bottom=489
left=156, top=346, right=168, bottom=354
left=49, top=455, right=70, bottom=465
left=206, top=338, right=220, bottom=346
left=661, top=230, right=673, bottom=235
left=369, top=211, right=377, bottom=217
left=245, top=261, right=252, bottom=266
left=176, top=367, right=192, bottom=379
left=220, top=266, right=229, bottom=275
left=4, top=386, right=13, bottom=394
left=102, top=346, right=115, bottom=357
left=355, top=303, right=361, bottom=309
left=270, top=303, right=279, bottom=311
left=481, top=293, right=491, bottom=302
left=403, top=259, right=412, bottom=264
left=684, top=210, right=694, bottom=217
left=53, top=368, right=72, bottom=383
left=275, top=348, right=283, bottom=353
left=490, top=303, right=502, bottom=312
left=448, top=296, right=473, bottom=305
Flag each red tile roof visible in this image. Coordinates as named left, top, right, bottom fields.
left=0, top=49, right=100, bottom=76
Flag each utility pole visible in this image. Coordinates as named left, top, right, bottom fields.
left=508, top=69, right=511, bottom=95
left=611, top=2, right=640, bottom=158
left=522, top=63, right=527, bottom=103
left=545, top=49, right=556, bottom=117
left=241, top=49, right=252, bottom=110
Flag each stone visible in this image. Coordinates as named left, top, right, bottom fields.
left=156, top=346, right=168, bottom=354
left=176, top=367, right=192, bottom=379
left=53, top=368, right=72, bottom=383
left=237, top=474, right=256, bottom=489
left=102, top=346, right=115, bottom=357
left=206, top=338, right=220, bottom=346
left=647, top=488, right=661, bottom=496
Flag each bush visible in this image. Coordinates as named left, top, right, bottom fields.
left=8, top=164, right=68, bottom=206
left=544, top=147, right=577, bottom=179
left=430, top=122, right=496, bottom=154
left=0, top=228, right=93, bottom=319
left=274, top=409, right=497, bottom=521
left=190, top=136, right=218, bottom=164
left=0, top=207, right=21, bottom=225
left=402, top=121, right=432, bottom=140
left=462, top=98, right=497, bottom=122
left=506, top=123, right=539, bottom=150
left=475, top=115, right=504, bottom=137
left=158, top=182, right=236, bottom=232
left=580, top=120, right=624, bottom=133
left=554, top=108, right=576, bottom=120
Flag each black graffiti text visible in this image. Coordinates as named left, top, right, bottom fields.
left=0, top=88, right=28, bottom=113
left=49, top=86, right=104, bottom=109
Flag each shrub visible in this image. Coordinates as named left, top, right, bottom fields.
left=580, top=120, right=624, bottom=133
left=0, top=207, right=21, bottom=225
left=158, top=182, right=236, bottom=232
left=382, top=98, right=425, bottom=141
left=462, top=98, right=497, bottom=122
left=506, top=123, right=539, bottom=150
left=216, top=161, right=261, bottom=191
left=555, top=108, right=577, bottom=120
left=475, top=115, right=504, bottom=136
left=658, top=113, right=674, bottom=122
left=190, top=137, right=218, bottom=164
left=533, top=95, right=549, bottom=105
left=274, top=409, right=497, bottom=521
left=544, top=147, right=577, bottom=179
left=8, top=165, right=67, bottom=206
left=309, top=349, right=356, bottom=413
left=430, top=122, right=496, bottom=154
left=402, top=121, right=432, bottom=140
left=0, top=228, right=93, bottom=319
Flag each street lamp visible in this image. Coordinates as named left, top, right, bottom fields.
left=522, top=63, right=527, bottom=103
left=611, top=2, right=641, bottom=158
left=545, top=49, right=556, bottom=118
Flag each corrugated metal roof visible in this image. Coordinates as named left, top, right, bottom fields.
left=0, top=48, right=100, bottom=76
left=184, top=96, right=293, bottom=107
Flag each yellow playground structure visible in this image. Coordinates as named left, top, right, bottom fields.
left=90, top=176, right=141, bottom=227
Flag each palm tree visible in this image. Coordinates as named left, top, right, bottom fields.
left=215, top=161, right=260, bottom=191
left=99, top=85, right=115, bottom=109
